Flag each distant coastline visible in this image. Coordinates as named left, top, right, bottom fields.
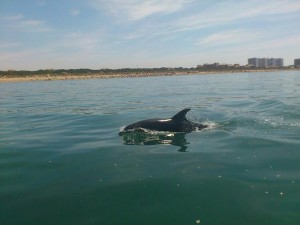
left=0, top=67, right=299, bottom=83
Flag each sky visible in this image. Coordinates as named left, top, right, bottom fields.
left=0, top=0, right=300, bottom=70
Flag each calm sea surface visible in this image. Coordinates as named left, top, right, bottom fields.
left=1, top=71, right=300, bottom=225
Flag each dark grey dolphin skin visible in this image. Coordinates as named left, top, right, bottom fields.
left=123, top=108, right=207, bottom=133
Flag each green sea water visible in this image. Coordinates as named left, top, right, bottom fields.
left=0, top=71, right=300, bottom=225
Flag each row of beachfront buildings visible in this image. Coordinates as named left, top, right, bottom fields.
left=248, top=58, right=300, bottom=68
left=248, top=58, right=283, bottom=68
left=197, top=58, right=300, bottom=69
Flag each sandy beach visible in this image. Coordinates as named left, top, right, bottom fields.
left=0, top=69, right=297, bottom=83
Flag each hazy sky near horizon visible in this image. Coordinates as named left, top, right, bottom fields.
left=1, top=0, right=300, bottom=70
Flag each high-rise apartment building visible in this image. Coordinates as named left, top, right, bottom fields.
left=270, top=58, right=283, bottom=67
left=294, top=59, right=300, bottom=68
left=259, top=58, right=268, bottom=68
left=248, top=58, right=283, bottom=68
left=248, top=58, right=259, bottom=67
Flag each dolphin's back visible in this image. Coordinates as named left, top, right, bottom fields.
left=123, top=108, right=206, bottom=132
left=125, top=118, right=177, bottom=132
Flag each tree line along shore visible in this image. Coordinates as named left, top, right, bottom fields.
left=0, top=67, right=298, bottom=82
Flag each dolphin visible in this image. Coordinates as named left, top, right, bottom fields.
left=122, top=108, right=207, bottom=133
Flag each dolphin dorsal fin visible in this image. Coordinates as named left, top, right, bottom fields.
left=172, top=108, right=191, bottom=122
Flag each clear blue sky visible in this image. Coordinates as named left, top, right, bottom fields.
left=1, top=0, right=300, bottom=70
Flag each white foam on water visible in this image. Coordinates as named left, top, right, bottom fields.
left=119, top=126, right=126, bottom=132
left=194, top=121, right=219, bottom=132
left=259, top=116, right=300, bottom=128
left=206, top=121, right=220, bottom=130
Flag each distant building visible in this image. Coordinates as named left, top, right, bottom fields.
left=201, top=63, right=220, bottom=69
left=248, top=58, right=284, bottom=68
left=248, top=58, right=259, bottom=67
left=295, top=59, right=300, bottom=68
left=268, top=58, right=283, bottom=67
left=197, top=62, right=242, bottom=69
left=259, top=58, right=268, bottom=68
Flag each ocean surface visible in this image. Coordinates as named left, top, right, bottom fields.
left=0, top=71, right=300, bottom=225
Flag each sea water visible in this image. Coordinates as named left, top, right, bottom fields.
left=0, top=71, right=299, bottom=225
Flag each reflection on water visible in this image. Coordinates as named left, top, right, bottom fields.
left=119, top=129, right=189, bottom=152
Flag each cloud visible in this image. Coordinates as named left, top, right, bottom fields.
left=21, top=19, right=43, bottom=26
left=0, top=42, right=21, bottom=49
left=63, top=32, right=100, bottom=49
left=1, top=0, right=300, bottom=70
left=3, top=14, right=24, bottom=20
left=196, top=29, right=262, bottom=46
left=120, top=0, right=300, bottom=40
left=47, top=31, right=108, bottom=53
left=90, top=0, right=191, bottom=21
left=36, top=0, right=46, bottom=7
left=21, top=20, right=51, bottom=32
left=247, top=34, right=300, bottom=51
left=70, top=9, right=80, bottom=16
left=174, top=0, right=300, bottom=32
left=0, top=14, right=51, bottom=32
left=102, top=0, right=299, bottom=45
left=193, top=32, right=300, bottom=65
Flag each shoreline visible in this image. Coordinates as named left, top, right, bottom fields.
left=0, top=69, right=298, bottom=83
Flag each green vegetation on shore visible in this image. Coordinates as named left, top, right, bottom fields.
left=0, top=67, right=297, bottom=78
